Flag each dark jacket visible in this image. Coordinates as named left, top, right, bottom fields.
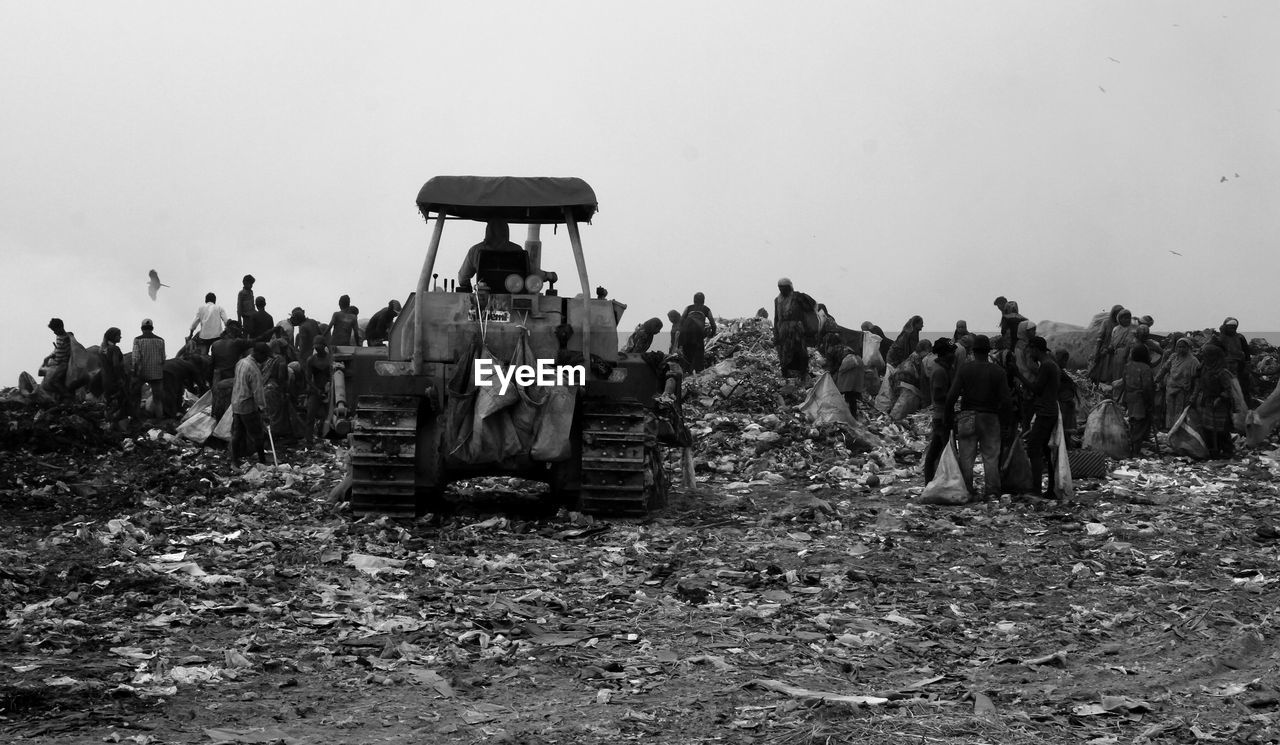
left=946, top=357, right=1012, bottom=416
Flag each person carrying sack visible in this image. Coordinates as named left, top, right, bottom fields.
left=945, top=335, right=1013, bottom=500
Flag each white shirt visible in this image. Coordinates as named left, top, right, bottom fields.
left=190, top=302, right=227, bottom=340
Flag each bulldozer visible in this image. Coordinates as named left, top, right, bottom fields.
left=327, top=176, right=688, bottom=518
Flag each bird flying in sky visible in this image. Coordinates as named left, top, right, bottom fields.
left=1169, top=250, right=1183, bottom=256
left=147, top=269, right=169, bottom=301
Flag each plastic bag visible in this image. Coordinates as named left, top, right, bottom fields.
left=862, top=333, right=885, bottom=376
left=1049, top=407, right=1074, bottom=499
left=211, top=406, right=233, bottom=441
left=798, top=372, right=857, bottom=426
left=874, top=365, right=896, bottom=412
left=1228, top=377, right=1247, bottom=433
left=1000, top=435, right=1034, bottom=494
left=181, top=391, right=213, bottom=425
left=1168, top=406, right=1209, bottom=459
left=919, top=443, right=969, bottom=505
left=531, top=383, right=579, bottom=461
left=1082, top=400, right=1129, bottom=459
left=177, top=407, right=216, bottom=444
left=1246, top=383, right=1280, bottom=447
left=889, top=382, right=921, bottom=421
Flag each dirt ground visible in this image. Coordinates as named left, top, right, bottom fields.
left=5, top=400, right=1280, bottom=745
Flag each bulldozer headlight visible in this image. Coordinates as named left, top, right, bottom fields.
left=524, top=274, right=545, bottom=293
left=504, top=273, right=525, bottom=294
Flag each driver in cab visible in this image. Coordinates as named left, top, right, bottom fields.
left=457, top=221, right=528, bottom=292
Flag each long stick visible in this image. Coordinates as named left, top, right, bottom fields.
left=265, top=422, right=279, bottom=467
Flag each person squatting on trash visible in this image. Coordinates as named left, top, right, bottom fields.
left=945, top=335, right=1012, bottom=500
left=1024, top=337, right=1060, bottom=497
left=773, top=278, right=814, bottom=381
left=230, top=342, right=270, bottom=468
left=922, top=338, right=957, bottom=484
left=42, top=318, right=72, bottom=399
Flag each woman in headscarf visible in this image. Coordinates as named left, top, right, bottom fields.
left=1156, top=336, right=1199, bottom=430
left=1192, top=344, right=1236, bottom=459
left=262, top=339, right=295, bottom=441
left=952, top=320, right=969, bottom=344
left=666, top=310, right=683, bottom=355
left=623, top=318, right=664, bottom=354
left=1000, top=301, right=1026, bottom=352
left=886, top=315, right=923, bottom=367
left=1089, top=305, right=1125, bottom=383
left=774, top=278, right=814, bottom=381
left=1106, top=309, right=1137, bottom=382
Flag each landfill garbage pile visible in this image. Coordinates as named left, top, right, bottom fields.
left=682, top=319, right=929, bottom=496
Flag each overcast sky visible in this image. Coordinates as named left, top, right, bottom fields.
left=2, top=1, right=1277, bottom=382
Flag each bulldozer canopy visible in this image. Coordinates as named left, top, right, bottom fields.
left=416, top=176, right=598, bottom=224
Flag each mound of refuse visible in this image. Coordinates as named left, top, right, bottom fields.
left=679, top=318, right=928, bottom=495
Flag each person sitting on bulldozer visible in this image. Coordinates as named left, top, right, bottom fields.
left=457, top=221, right=529, bottom=293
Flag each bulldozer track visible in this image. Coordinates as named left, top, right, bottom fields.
left=579, top=401, right=667, bottom=515
left=349, top=394, right=419, bottom=517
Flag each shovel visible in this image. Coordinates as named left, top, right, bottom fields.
left=265, top=422, right=279, bottom=467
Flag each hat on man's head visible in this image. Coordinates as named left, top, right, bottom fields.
left=932, top=338, right=956, bottom=356
left=291, top=307, right=305, bottom=317
left=1223, top=317, right=1239, bottom=327
left=243, top=274, right=255, bottom=285
left=141, top=318, right=154, bottom=329
left=972, top=334, right=992, bottom=352
left=48, top=317, right=64, bottom=331
left=1028, top=336, right=1049, bottom=352
left=777, top=277, right=792, bottom=287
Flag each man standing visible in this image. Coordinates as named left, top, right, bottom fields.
left=274, top=308, right=323, bottom=364
left=1024, top=337, right=1060, bottom=497
left=923, top=338, right=957, bottom=484
left=945, top=335, right=1012, bottom=500
left=1209, top=317, right=1251, bottom=400
left=365, top=299, right=401, bottom=347
left=189, top=292, right=227, bottom=355
left=773, top=278, right=814, bottom=381
left=681, top=292, right=717, bottom=338
left=247, top=296, right=275, bottom=341
left=230, top=343, right=269, bottom=468
left=236, top=275, right=256, bottom=328
left=132, top=319, right=166, bottom=419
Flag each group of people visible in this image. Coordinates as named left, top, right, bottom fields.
left=39, top=275, right=408, bottom=470
left=622, top=292, right=718, bottom=373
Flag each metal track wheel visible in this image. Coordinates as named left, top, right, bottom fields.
left=579, top=402, right=665, bottom=515
left=349, top=394, right=418, bottom=517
